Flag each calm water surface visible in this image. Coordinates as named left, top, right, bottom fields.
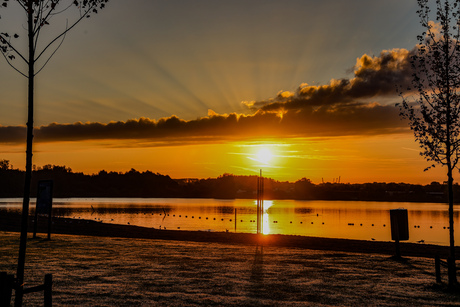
left=1, top=198, right=459, bottom=246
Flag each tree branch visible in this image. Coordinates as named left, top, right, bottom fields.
left=35, top=22, right=67, bottom=76
left=34, top=3, right=98, bottom=63
left=0, top=34, right=29, bottom=64
left=0, top=51, right=27, bottom=78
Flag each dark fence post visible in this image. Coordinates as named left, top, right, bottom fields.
left=0, top=272, right=14, bottom=306
left=44, top=274, right=52, bottom=307
left=448, top=256, right=456, bottom=286
left=435, top=255, right=442, bottom=283
left=0, top=272, right=8, bottom=305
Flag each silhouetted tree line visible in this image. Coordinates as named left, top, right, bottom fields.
left=0, top=160, right=457, bottom=202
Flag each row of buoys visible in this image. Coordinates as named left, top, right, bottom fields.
left=272, top=221, right=326, bottom=225
left=156, top=217, right=331, bottom=224
left=413, top=225, right=451, bottom=229
left=345, top=223, right=451, bottom=229
left=75, top=212, right=453, bottom=231
left=348, top=223, right=385, bottom=227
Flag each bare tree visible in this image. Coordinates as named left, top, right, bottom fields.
left=0, top=1, right=109, bottom=305
left=398, top=0, right=460, bottom=287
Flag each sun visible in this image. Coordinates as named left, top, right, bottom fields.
left=256, top=148, right=273, bottom=164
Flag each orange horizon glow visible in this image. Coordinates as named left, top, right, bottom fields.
left=1, top=133, right=449, bottom=185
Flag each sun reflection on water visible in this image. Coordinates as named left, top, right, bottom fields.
left=253, top=200, right=273, bottom=235
left=263, top=212, right=270, bottom=235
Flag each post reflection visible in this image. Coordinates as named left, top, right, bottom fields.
left=248, top=245, right=264, bottom=298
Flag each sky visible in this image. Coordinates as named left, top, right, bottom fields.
left=0, top=0, right=451, bottom=184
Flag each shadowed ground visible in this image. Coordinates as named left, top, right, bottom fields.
left=1, top=231, right=460, bottom=306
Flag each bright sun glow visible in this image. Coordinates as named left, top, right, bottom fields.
left=256, top=148, right=273, bottom=164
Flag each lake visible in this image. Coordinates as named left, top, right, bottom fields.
left=1, top=198, right=459, bottom=246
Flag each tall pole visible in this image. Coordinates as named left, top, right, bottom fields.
left=257, top=175, right=260, bottom=234
left=260, top=169, right=263, bottom=234
left=256, top=169, right=264, bottom=234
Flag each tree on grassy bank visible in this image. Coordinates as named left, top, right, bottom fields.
left=398, top=0, right=460, bottom=286
left=0, top=1, right=109, bottom=305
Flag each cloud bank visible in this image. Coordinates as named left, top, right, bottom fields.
left=0, top=49, right=413, bottom=145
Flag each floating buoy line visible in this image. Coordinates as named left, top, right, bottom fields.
left=55, top=210, right=452, bottom=245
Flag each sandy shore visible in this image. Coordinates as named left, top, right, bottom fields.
left=2, top=211, right=460, bottom=305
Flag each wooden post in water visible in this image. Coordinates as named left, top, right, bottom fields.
left=234, top=208, right=237, bottom=232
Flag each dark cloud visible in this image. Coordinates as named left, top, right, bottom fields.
left=0, top=126, right=26, bottom=143
left=248, top=48, right=413, bottom=112
left=0, top=49, right=413, bottom=145
left=0, top=105, right=407, bottom=145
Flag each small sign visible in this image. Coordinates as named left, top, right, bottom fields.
left=37, top=180, right=53, bottom=215
left=390, top=208, right=409, bottom=241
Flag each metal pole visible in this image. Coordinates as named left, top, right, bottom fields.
left=260, top=169, right=263, bottom=234
left=257, top=175, right=260, bottom=234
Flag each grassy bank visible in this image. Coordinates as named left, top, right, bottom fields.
left=0, top=210, right=458, bottom=259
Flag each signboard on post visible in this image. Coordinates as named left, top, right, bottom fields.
left=390, top=208, right=409, bottom=241
left=34, top=180, right=53, bottom=239
left=37, top=180, right=53, bottom=215
left=390, top=208, right=409, bottom=259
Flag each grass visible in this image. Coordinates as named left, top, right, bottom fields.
left=1, top=231, right=460, bottom=306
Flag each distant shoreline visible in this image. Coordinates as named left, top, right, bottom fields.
left=0, top=196, right=456, bottom=204
left=0, top=168, right=454, bottom=202
left=1, top=210, right=458, bottom=259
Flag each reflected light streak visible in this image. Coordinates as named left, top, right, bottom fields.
left=263, top=212, right=270, bottom=235
left=253, top=200, right=274, bottom=235
left=262, top=201, right=274, bottom=235
left=263, top=200, right=274, bottom=210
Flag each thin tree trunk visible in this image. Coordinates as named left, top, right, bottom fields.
left=15, top=1, right=34, bottom=305
left=448, top=165, right=457, bottom=286
left=443, top=4, right=457, bottom=286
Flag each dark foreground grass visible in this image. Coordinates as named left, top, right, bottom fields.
left=2, top=231, right=460, bottom=306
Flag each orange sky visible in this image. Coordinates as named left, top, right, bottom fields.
left=3, top=133, right=447, bottom=184
left=0, top=1, right=451, bottom=184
